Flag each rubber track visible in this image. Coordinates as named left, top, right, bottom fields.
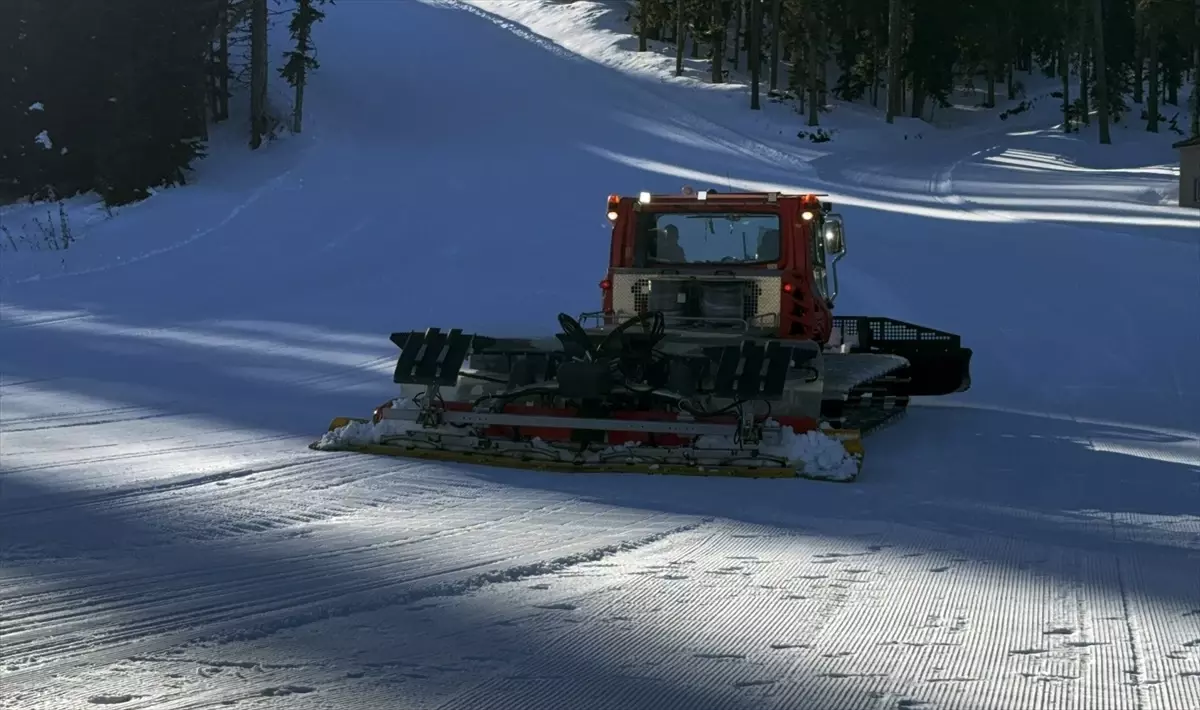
left=823, top=374, right=911, bottom=436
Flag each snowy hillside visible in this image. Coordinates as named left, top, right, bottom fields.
left=1, top=2, right=1197, bottom=709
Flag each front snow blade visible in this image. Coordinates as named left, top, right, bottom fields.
left=310, top=417, right=865, bottom=482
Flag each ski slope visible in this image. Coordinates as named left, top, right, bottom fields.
left=2, top=1, right=1198, bottom=708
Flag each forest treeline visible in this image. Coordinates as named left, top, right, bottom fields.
left=633, top=0, right=1199, bottom=139
left=2, top=0, right=1197, bottom=207
left=0, top=0, right=326, bottom=206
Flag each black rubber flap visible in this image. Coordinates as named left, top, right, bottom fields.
left=390, top=328, right=475, bottom=386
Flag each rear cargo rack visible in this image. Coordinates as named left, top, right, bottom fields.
left=833, top=316, right=961, bottom=352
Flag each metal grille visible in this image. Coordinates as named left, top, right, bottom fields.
left=611, top=273, right=782, bottom=327
left=832, top=316, right=959, bottom=345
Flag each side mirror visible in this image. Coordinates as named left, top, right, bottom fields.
left=823, top=213, right=846, bottom=257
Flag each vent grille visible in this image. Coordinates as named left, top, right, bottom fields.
left=612, top=273, right=782, bottom=328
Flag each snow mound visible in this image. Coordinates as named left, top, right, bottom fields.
left=313, top=398, right=424, bottom=450
left=695, top=423, right=860, bottom=482
left=772, top=427, right=861, bottom=482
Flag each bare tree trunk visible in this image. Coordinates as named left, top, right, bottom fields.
left=1133, top=0, right=1144, bottom=103
left=870, top=11, right=881, bottom=107
left=768, top=0, right=781, bottom=90
left=806, top=4, right=819, bottom=126
left=1061, top=42, right=1072, bottom=132
left=1078, top=0, right=1090, bottom=124
left=750, top=0, right=761, bottom=109
left=986, top=62, right=996, bottom=107
left=1166, top=55, right=1179, bottom=105
left=710, top=0, right=724, bottom=83
left=1092, top=0, right=1110, bottom=144
left=732, top=0, right=743, bottom=70
left=817, top=14, right=828, bottom=106
left=1191, top=0, right=1200, bottom=137
left=249, top=0, right=268, bottom=149
left=207, top=41, right=220, bottom=121
left=886, top=0, right=902, bottom=123
left=792, top=33, right=806, bottom=113
left=985, top=17, right=997, bottom=108
left=637, top=2, right=649, bottom=52
left=291, top=0, right=311, bottom=134
left=675, top=0, right=685, bottom=76
left=1147, top=17, right=1160, bottom=132
left=218, top=2, right=229, bottom=121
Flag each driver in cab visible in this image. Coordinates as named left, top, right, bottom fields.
left=653, top=223, right=687, bottom=262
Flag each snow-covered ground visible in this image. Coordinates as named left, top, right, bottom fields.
left=2, top=1, right=1197, bottom=708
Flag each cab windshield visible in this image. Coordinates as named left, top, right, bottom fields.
left=643, top=212, right=781, bottom=265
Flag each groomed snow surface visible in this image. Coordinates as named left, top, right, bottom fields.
left=2, top=1, right=1198, bottom=709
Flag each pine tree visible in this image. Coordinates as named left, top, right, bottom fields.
left=280, top=0, right=331, bottom=134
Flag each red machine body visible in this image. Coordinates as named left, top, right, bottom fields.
left=598, top=190, right=842, bottom=345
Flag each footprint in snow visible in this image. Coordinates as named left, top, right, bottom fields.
left=732, top=679, right=776, bottom=688
left=819, top=671, right=886, bottom=679
left=260, top=686, right=315, bottom=697
left=534, top=602, right=577, bottom=611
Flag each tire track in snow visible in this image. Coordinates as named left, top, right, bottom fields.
left=2, top=486, right=707, bottom=683
left=0, top=432, right=300, bottom=475
left=2, top=410, right=176, bottom=433
left=4, top=491, right=564, bottom=620
left=1, top=458, right=338, bottom=518
left=430, top=523, right=730, bottom=708
left=399, top=520, right=1188, bottom=710
left=435, top=526, right=911, bottom=710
